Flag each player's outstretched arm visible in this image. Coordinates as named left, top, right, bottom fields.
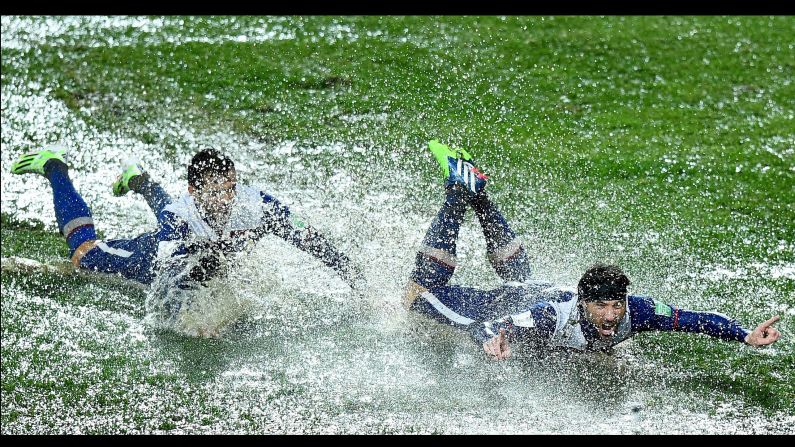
left=256, top=193, right=363, bottom=288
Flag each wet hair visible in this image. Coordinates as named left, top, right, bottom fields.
left=188, top=148, right=235, bottom=189
left=577, top=263, right=630, bottom=302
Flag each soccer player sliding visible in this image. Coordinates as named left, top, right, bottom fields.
left=11, top=146, right=362, bottom=337
left=404, top=140, right=781, bottom=358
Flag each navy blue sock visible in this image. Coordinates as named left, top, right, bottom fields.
left=44, top=160, right=97, bottom=255
left=470, top=192, right=532, bottom=282
left=411, top=185, right=469, bottom=288
left=421, top=185, right=469, bottom=254
left=469, top=193, right=516, bottom=252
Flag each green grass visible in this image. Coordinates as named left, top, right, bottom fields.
left=633, top=334, right=794, bottom=412
left=1, top=16, right=793, bottom=433
left=1, top=212, right=70, bottom=260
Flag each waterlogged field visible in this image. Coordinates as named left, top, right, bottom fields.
left=1, top=16, right=794, bottom=434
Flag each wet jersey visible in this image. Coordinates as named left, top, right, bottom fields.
left=153, top=184, right=357, bottom=288
left=143, top=184, right=358, bottom=327
left=410, top=280, right=752, bottom=351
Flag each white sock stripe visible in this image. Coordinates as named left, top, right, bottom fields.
left=487, top=238, right=523, bottom=264
left=62, top=217, right=94, bottom=236
left=419, top=245, right=458, bottom=267
left=421, top=291, right=475, bottom=325
left=96, top=241, right=133, bottom=258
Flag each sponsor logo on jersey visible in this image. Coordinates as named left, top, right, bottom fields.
left=654, top=300, right=673, bottom=317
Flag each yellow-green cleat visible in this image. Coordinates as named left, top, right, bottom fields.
left=427, top=139, right=487, bottom=194
left=10, top=145, right=68, bottom=176
left=112, top=159, right=144, bottom=196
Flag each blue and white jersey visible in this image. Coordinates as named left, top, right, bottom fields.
left=144, top=185, right=294, bottom=286
left=410, top=281, right=752, bottom=351
left=153, top=182, right=356, bottom=290
left=144, top=185, right=292, bottom=319
left=497, top=291, right=633, bottom=351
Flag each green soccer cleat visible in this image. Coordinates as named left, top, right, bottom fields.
left=10, top=145, right=68, bottom=176
left=112, top=159, right=144, bottom=196
left=427, top=139, right=487, bottom=194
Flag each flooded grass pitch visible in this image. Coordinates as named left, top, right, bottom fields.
left=1, top=16, right=793, bottom=433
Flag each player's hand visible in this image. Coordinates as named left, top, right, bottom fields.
left=744, top=316, right=781, bottom=347
left=483, top=328, right=511, bottom=360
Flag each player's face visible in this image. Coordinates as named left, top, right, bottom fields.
left=582, top=299, right=627, bottom=338
left=190, top=170, right=237, bottom=224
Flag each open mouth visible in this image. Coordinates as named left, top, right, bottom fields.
left=598, top=325, right=616, bottom=337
